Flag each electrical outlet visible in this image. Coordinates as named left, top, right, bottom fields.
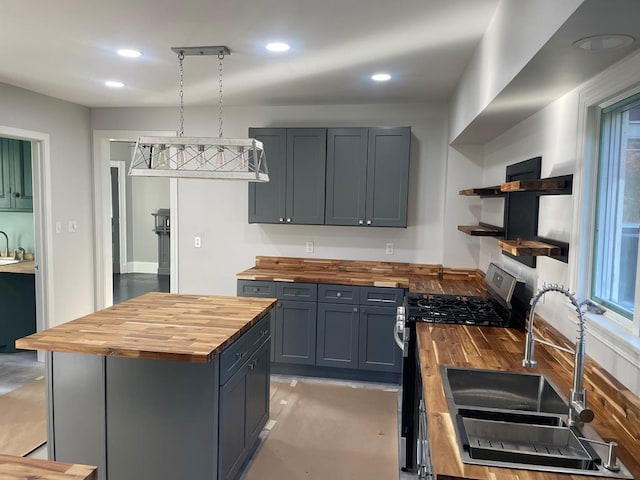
left=194, top=236, right=201, bottom=248
left=55, top=221, right=62, bottom=234
left=306, top=241, right=314, bottom=253
left=385, top=242, right=394, bottom=255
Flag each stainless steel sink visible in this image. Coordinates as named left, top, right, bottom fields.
left=0, top=258, right=19, bottom=265
left=440, top=366, right=633, bottom=478
left=444, top=367, right=567, bottom=415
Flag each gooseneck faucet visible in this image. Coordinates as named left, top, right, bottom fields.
left=523, top=283, right=594, bottom=426
left=0, top=231, right=8, bottom=258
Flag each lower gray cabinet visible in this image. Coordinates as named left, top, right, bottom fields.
left=274, top=300, right=316, bottom=365
left=316, top=303, right=359, bottom=368
left=358, top=305, right=402, bottom=373
left=219, top=324, right=271, bottom=480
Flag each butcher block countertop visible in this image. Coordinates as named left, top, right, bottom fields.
left=417, top=320, right=640, bottom=479
left=0, top=260, right=35, bottom=274
left=16, top=293, right=276, bottom=363
left=237, top=256, right=479, bottom=289
left=0, top=454, right=97, bottom=480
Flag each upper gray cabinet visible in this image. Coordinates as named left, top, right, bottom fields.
left=326, top=127, right=410, bottom=227
left=248, top=126, right=410, bottom=227
left=248, top=128, right=326, bottom=225
left=0, top=138, right=33, bottom=212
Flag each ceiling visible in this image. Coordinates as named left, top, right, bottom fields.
left=0, top=0, right=500, bottom=108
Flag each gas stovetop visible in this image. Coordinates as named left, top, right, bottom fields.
left=405, top=293, right=507, bottom=326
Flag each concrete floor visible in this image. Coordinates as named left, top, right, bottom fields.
left=113, top=273, right=170, bottom=304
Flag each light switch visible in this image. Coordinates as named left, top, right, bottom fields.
left=55, top=221, right=62, bottom=234
left=385, top=242, right=394, bottom=255
left=68, top=220, right=78, bottom=233
left=194, top=236, right=201, bottom=248
left=306, top=241, right=314, bottom=253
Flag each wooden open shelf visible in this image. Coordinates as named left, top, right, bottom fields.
left=500, top=174, right=573, bottom=194
left=457, top=224, right=504, bottom=237
left=458, top=186, right=504, bottom=197
left=498, top=240, right=560, bottom=257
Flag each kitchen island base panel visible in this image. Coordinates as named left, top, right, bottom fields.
left=271, top=362, right=400, bottom=384
left=50, top=352, right=220, bottom=480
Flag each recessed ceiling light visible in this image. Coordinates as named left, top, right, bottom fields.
left=117, top=48, right=142, bottom=58
left=266, top=42, right=290, bottom=52
left=371, top=73, right=391, bottom=82
left=572, top=34, right=635, bottom=51
left=105, top=80, right=124, bottom=88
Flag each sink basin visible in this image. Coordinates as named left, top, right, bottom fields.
left=443, top=366, right=568, bottom=415
left=0, top=258, right=19, bottom=265
left=457, top=414, right=599, bottom=471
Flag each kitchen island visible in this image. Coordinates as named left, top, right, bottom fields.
left=16, top=292, right=276, bottom=480
left=0, top=454, right=97, bottom=480
left=0, top=260, right=36, bottom=353
left=417, top=320, right=640, bottom=479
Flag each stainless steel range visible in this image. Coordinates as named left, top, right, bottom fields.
left=396, top=263, right=528, bottom=477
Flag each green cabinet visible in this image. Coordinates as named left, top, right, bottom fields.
left=0, top=138, right=33, bottom=212
left=0, top=272, right=36, bottom=353
left=218, top=315, right=271, bottom=480
left=248, top=128, right=326, bottom=225
left=326, top=127, right=410, bottom=227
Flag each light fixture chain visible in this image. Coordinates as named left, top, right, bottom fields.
left=218, top=52, right=224, bottom=139
left=178, top=52, right=185, bottom=137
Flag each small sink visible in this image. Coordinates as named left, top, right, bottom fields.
left=0, top=258, right=19, bottom=265
left=443, top=366, right=568, bottom=415
left=458, top=414, right=599, bottom=471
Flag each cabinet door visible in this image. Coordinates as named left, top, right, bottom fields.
left=325, top=128, right=368, bottom=226
left=274, top=300, right=316, bottom=365
left=219, top=363, right=248, bottom=480
left=12, top=140, right=33, bottom=211
left=246, top=340, right=270, bottom=444
left=248, top=128, right=287, bottom=223
left=365, top=127, right=410, bottom=227
left=358, top=305, right=402, bottom=372
left=316, top=303, right=359, bottom=369
left=0, top=139, right=11, bottom=210
left=286, top=128, right=326, bottom=225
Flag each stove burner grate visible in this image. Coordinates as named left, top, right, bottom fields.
left=405, top=293, right=506, bottom=326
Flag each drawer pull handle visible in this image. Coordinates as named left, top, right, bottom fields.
left=353, top=307, right=358, bottom=312
left=336, top=292, right=342, bottom=297
left=368, top=298, right=396, bottom=303
left=367, top=220, right=372, bottom=225
left=279, top=218, right=284, bottom=222
left=358, top=220, right=363, bottom=225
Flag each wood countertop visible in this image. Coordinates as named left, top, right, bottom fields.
left=15, top=293, right=276, bottom=363
left=237, top=256, right=480, bottom=289
left=0, top=260, right=35, bottom=274
left=417, top=322, right=640, bottom=479
left=0, top=454, right=97, bottom=480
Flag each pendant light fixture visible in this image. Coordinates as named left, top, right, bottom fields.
left=129, top=46, right=269, bottom=181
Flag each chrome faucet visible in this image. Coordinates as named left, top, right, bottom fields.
left=523, top=284, right=594, bottom=426
left=0, top=231, right=8, bottom=258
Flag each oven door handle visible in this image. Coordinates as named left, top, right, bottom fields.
left=394, top=318, right=405, bottom=350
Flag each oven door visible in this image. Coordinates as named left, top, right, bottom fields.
left=398, top=320, right=419, bottom=473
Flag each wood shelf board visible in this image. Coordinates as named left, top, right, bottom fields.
left=458, top=186, right=503, bottom=197
left=500, top=175, right=572, bottom=193
left=457, top=225, right=503, bottom=237
left=498, top=240, right=561, bottom=257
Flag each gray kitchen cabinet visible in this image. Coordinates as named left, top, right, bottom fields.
left=358, top=305, right=402, bottom=373
left=0, top=272, right=36, bottom=353
left=325, top=127, right=410, bottom=227
left=316, top=303, right=359, bottom=369
left=248, top=128, right=326, bottom=225
left=274, top=299, right=316, bottom=365
left=218, top=321, right=271, bottom=480
left=248, top=129, right=286, bottom=223
left=237, top=280, right=276, bottom=362
left=0, top=138, right=33, bottom=212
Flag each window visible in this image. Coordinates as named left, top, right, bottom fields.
left=592, top=92, right=640, bottom=327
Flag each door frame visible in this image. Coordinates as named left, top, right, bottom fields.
left=0, top=125, right=54, bottom=339
left=93, top=130, right=177, bottom=310
left=110, top=160, right=127, bottom=274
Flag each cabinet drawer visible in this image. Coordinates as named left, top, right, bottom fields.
left=237, top=280, right=276, bottom=298
left=245, top=313, right=271, bottom=352
left=220, top=336, right=249, bottom=385
left=359, top=287, right=404, bottom=306
left=318, top=284, right=360, bottom=304
left=276, top=282, right=317, bottom=302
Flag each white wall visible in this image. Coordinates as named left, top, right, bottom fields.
left=449, top=0, right=583, bottom=141
left=477, top=51, right=640, bottom=395
left=91, top=102, right=452, bottom=294
left=0, top=82, right=93, bottom=326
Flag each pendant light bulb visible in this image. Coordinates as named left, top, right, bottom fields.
left=177, top=146, right=187, bottom=167
left=237, top=146, right=245, bottom=169
left=217, top=147, right=225, bottom=167
left=157, top=144, right=168, bottom=168
left=197, top=145, right=206, bottom=166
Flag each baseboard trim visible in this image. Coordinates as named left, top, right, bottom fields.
left=127, top=261, right=158, bottom=274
